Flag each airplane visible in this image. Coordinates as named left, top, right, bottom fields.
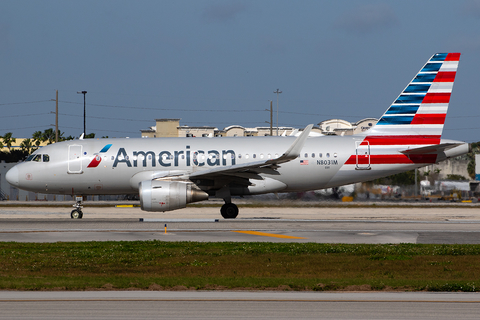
left=6, top=53, right=470, bottom=219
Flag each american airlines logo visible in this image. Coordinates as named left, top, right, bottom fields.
left=87, top=144, right=112, bottom=168
left=111, top=146, right=236, bottom=168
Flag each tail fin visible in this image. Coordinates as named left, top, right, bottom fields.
left=367, top=53, right=460, bottom=145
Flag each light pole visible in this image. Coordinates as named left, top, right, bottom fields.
left=273, top=89, right=282, bottom=136
left=77, top=91, right=87, bottom=137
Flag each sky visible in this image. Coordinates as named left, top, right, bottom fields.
left=1, top=0, right=480, bottom=142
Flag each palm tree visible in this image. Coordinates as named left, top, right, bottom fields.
left=42, top=128, right=56, bottom=145
left=20, top=138, right=34, bottom=154
left=42, top=128, right=65, bottom=144
left=32, top=131, right=44, bottom=148
left=2, top=132, right=16, bottom=152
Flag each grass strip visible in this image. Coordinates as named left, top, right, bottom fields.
left=1, top=241, right=480, bottom=291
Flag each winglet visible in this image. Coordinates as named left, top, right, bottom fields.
left=267, top=124, right=313, bottom=164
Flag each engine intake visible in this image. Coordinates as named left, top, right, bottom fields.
left=139, top=180, right=208, bottom=212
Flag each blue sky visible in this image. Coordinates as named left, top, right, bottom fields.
left=1, top=0, right=480, bottom=142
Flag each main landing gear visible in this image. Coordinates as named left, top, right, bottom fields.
left=71, top=196, right=84, bottom=219
left=221, top=202, right=238, bottom=219
left=217, top=187, right=239, bottom=219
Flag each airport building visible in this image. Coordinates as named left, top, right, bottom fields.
left=140, top=118, right=379, bottom=138
left=317, top=118, right=378, bottom=136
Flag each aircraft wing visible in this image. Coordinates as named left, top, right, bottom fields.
left=188, top=124, right=313, bottom=180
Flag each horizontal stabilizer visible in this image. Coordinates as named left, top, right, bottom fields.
left=400, top=143, right=463, bottom=155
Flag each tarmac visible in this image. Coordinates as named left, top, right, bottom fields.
left=1, top=200, right=480, bottom=220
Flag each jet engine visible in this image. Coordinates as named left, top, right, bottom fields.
left=139, top=180, right=209, bottom=212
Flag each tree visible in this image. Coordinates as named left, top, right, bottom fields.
left=2, top=132, right=16, bottom=152
left=20, top=138, right=34, bottom=154
left=42, top=128, right=64, bottom=144
left=373, top=170, right=419, bottom=186
left=63, top=135, right=76, bottom=141
left=32, top=131, right=44, bottom=148
left=467, top=141, right=480, bottom=179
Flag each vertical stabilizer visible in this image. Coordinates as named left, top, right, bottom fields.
left=367, top=53, right=460, bottom=145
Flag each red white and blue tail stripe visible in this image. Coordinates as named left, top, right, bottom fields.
left=344, top=53, right=461, bottom=169
left=367, top=52, right=460, bottom=144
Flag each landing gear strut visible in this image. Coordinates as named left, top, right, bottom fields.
left=71, top=196, right=84, bottom=219
left=221, top=202, right=238, bottom=219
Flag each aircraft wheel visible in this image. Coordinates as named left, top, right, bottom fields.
left=221, top=203, right=238, bottom=219
left=71, top=209, right=83, bottom=219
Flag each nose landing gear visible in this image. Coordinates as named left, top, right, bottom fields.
left=71, top=196, right=84, bottom=219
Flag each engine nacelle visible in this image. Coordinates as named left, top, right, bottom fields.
left=139, top=180, right=209, bottom=212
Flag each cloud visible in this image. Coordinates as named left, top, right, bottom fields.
left=202, top=1, right=248, bottom=23
left=334, top=3, right=398, bottom=34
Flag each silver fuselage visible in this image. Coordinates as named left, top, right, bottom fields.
left=6, top=135, right=469, bottom=196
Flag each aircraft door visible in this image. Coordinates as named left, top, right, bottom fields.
left=355, top=141, right=371, bottom=170
left=68, top=145, right=83, bottom=174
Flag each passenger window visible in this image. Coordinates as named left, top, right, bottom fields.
left=43, top=154, right=50, bottom=162
left=326, top=153, right=330, bottom=158
left=238, top=154, right=242, bottom=159
left=311, top=153, right=315, bottom=158
left=334, top=153, right=338, bottom=158
left=319, top=153, right=323, bottom=158
left=304, top=153, right=308, bottom=158
left=253, top=154, right=256, bottom=159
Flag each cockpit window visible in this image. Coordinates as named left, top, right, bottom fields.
left=25, top=154, right=49, bottom=162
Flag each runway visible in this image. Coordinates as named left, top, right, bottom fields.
left=2, top=218, right=480, bottom=243
left=1, top=291, right=480, bottom=319
left=1, top=204, right=480, bottom=243
left=2, top=204, right=480, bottom=318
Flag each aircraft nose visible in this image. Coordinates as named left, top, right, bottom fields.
left=6, top=166, right=19, bottom=187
